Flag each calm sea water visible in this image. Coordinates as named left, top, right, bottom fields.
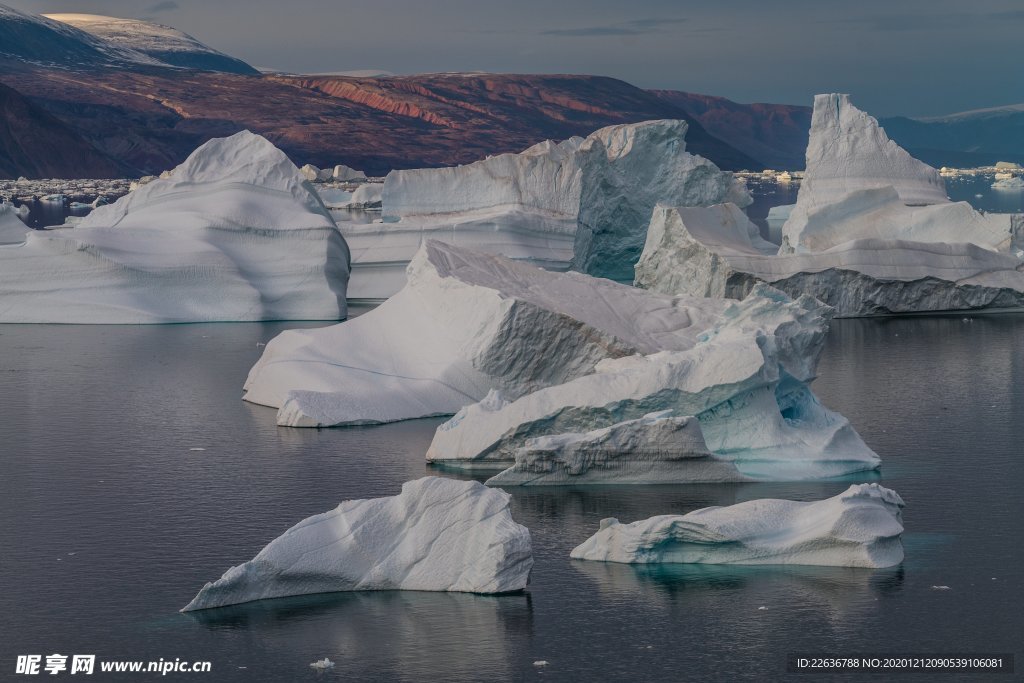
left=0, top=315, right=1022, bottom=682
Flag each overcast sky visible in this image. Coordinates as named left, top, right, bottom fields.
left=9, top=0, right=1024, bottom=117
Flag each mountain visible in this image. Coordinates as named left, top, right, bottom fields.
left=879, top=105, right=1024, bottom=167
left=650, top=90, right=811, bottom=170
left=0, top=65, right=761, bottom=176
left=43, top=14, right=258, bottom=75
left=0, top=4, right=163, bottom=68
left=0, top=81, right=127, bottom=179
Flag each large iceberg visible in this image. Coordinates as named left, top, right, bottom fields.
left=0, top=131, right=350, bottom=323
left=244, top=240, right=734, bottom=427
left=635, top=204, right=1024, bottom=316
left=635, top=94, right=1024, bottom=317
left=342, top=120, right=749, bottom=301
left=182, top=477, right=533, bottom=611
left=570, top=484, right=905, bottom=568
left=427, top=278, right=880, bottom=481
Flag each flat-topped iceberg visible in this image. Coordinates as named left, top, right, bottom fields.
left=428, top=280, right=880, bottom=481
left=635, top=204, right=1024, bottom=316
left=342, top=119, right=749, bottom=300
left=485, top=410, right=751, bottom=486
left=182, top=477, right=533, bottom=611
left=570, top=484, right=905, bottom=568
left=244, top=240, right=733, bottom=427
left=635, top=94, right=1024, bottom=317
left=0, top=131, right=350, bottom=323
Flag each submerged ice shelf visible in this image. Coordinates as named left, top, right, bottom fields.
left=0, top=131, right=351, bottom=323
left=182, top=477, right=533, bottom=611
left=570, top=484, right=905, bottom=568
left=636, top=94, right=1024, bottom=317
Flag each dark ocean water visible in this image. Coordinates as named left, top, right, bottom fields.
left=0, top=314, right=1021, bottom=682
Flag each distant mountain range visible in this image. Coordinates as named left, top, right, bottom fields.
left=0, top=4, right=1021, bottom=179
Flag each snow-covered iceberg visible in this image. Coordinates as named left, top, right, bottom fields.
left=634, top=94, right=1024, bottom=317
left=428, top=279, right=880, bottom=481
left=0, top=202, right=30, bottom=244
left=342, top=120, right=749, bottom=301
left=182, top=477, right=533, bottom=611
left=0, top=131, right=351, bottom=323
left=634, top=204, right=1024, bottom=316
left=485, top=410, right=751, bottom=486
left=570, top=484, right=904, bottom=568
left=244, top=240, right=730, bottom=426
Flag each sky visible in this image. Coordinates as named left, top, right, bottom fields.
left=8, top=0, right=1024, bottom=117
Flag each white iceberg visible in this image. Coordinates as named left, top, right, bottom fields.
left=341, top=119, right=749, bottom=301
left=570, top=484, right=904, bottom=568
left=332, top=164, right=367, bottom=181
left=781, top=94, right=1020, bottom=255
left=181, top=477, right=533, bottom=611
left=348, top=183, right=383, bottom=208
left=634, top=204, right=1024, bottom=316
left=245, top=240, right=728, bottom=426
left=992, top=176, right=1024, bottom=191
left=0, top=131, right=351, bottom=323
left=428, top=281, right=880, bottom=481
left=485, top=410, right=751, bottom=486
left=634, top=94, right=1024, bottom=317
left=0, top=202, right=30, bottom=244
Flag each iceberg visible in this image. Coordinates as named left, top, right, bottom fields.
left=992, top=176, right=1024, bottom=191
left=570, top=484, right=904, bottom=568
left=342, top=120, right=749, bottom=301
left=0, top=202, right=30, bottom=244
left=428, top=280, right=880, bottom=481
left=571, top=120, right=751, bottom=281
left=634, top=204, right=1024, bottom=316
left=634, top=94, right=1024, bottom=317
left=182, top=477, right=533, bottom=611
left=0, top=131, right=350, bottom=323
left=485, top=410, right=751, bottom=486
left=244, top=240, right=730, bottom=426
left=332, top=164, right=367, bottom=181
left=781, top=94, right=1020, bottom=255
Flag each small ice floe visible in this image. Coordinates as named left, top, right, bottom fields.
left=256, top=342, right=266, bottom=347
left=309, top=658, right=334, bottom=670
left=758, top=606, right=768, bottom=610
left=931, top=585, right=951, bottom=590
left=533, top=661, right=549, bottom=667
left=188, top=448, right=206, bottom=451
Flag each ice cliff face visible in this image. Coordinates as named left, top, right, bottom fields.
left=344, top=119, right=748, bottom=301
left=572, top=119, right=751, bottom=281
left=0, top=131, right=351, bottom=323
left=427, top=283, right=879, bottom=481
left=570, top=484, right=905, bottom=568
left=484, top=410, right=750, bottom=486
left=634, top=94, right=1024, bottom=317
left=182, top=477, right=533, bottom=611
left=244, top=240, right=731, bottom=426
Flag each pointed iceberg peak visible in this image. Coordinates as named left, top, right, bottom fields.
left=800, top=93, right=948, bottom=208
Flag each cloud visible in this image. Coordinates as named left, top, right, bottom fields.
left=827, top=10, right=1024, bottom=32
left=146, top=0, right=180, bottom=12
left=542, top=16, right=686, bottom=37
